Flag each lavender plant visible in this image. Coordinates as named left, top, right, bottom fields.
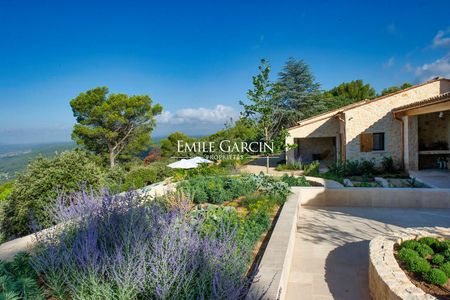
left=32, top=190, right=257, bottom=299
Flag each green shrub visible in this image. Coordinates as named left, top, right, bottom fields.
left=444, top=249, right=450, bottom=259
left=179, top=173, right=289, bottom=205
left=397, top=248, right=419, bottom=262
left=103, top=166, right=126, bottom=193
left=223, top=177, right=257, bottom=199
left=401, top=240, right=421, bottom=250
left=381, top=156, right=395, bottom=173
left=419, top=237, right=440, bottom=249
left=439, top=262, right=450, bottom=277
left=0, top=182, right=13, bottom=202
left=436, top=240, right=450, bottom=252
left=192, top=203, right=271, bottom=250
left=416, top=244, right=434, bottom=258
left=423, top=268, right=448, bottom=285
left=121, top=161, right=174, bottom=191
left=0, top=252, right=44, bottom=299
left=178, top=176, right=235, bottom=204
left=405, top=256, right=431, bottom=274
left=246, top=173, right=291, bottom=200
left=174, top=164, right=227, bottom=181
left=303, top=161, right=320, bottom=176
left=280, top=174, right=311, bottom=187
left=360, top=159, right=375, bottom=175
left=241, top=209, right=271, bottom=246
left=328, top=161, right=346, bottom=177
left=275, top=161, right=303, bottom=171
left=432, top=254, right=446, bottom=265
left=345, top=160, right=361, bottom=176
left=122, top=166, right=157, bottom=190
left=1, top=150, right=107, bottom=238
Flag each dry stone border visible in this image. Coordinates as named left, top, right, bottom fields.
left=369, top=227, right=450, bottom=300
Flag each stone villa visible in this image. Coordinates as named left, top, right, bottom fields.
left=286, top=77, right=450, bottom=172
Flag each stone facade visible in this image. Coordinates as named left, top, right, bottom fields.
left=287, top=78, right=450, bottom=169
left=286, top=114, right=341, bottom=162
left=296, top=137, right=336, bottom=162
left=344, top=80, right=443, bottom=166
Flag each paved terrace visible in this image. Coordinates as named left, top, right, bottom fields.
left=410, top=169, right=450, bottom=189
left=286, top=207, right=450, bottom=300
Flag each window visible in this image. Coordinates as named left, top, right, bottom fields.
left=360, top=132, right=385, bottom=152
left=373, top=133, right=385, bottom=151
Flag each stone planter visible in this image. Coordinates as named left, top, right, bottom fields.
left=369, top=227, right=450, bottom=300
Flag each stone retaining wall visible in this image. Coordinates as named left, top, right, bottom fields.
left=369, top=228, right=450, bottom=300
left=247, top=189, right=300, bottom=300
left=298, top=187, right=450, bottom=208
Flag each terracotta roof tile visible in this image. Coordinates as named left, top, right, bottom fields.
left=288, top=77, right=450, bottom=130
left=392, top=91, right=450, bottom=113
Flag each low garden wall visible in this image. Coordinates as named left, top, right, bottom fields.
left=369, top=227, right=450, bottom=300
left=298, top=187, right=450, bottom=208
left=247, top=190, right=300, bottom=300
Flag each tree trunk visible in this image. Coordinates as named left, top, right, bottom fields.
left=109, top=151, right=115, bottom=168
left=265, top=127, right=269, bottom=174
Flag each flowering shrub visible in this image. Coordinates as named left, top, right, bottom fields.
left=32, top=191, right=257, bottom=299
left=143, top=147, right=162, bottom=165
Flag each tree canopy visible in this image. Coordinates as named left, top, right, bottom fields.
left=160, top=131, right=193, bottom=158
left=381, top=83, right=413, bottom=95
left=274, top=58, right=324, bottom=124
left=70, top=87, right=162, bottom=167
left=325, top=79, right=376, bottom=102
left=240, top=59, right=281, bottom=172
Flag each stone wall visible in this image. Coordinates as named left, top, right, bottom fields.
left=298, top=186, right=450, bottom=208
left=286, top=116, right=340, bottom=162
left=295, top=137, right=336, bottom=162
left=247, top=190, right=300, bottom=300
left=345, top=80, right=444, bottom=166
left=418, top=111, right=450, bottom=150
left=369, top=228, right=450, bottom=300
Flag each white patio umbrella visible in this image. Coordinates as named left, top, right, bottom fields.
left=167, top=159, right=199, bottom=169
left=188, top=156, right=213, bottom=164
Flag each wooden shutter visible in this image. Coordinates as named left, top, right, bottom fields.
left=360, top=133, right=373, bottom=152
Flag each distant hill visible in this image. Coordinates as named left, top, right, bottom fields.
left=0, top=142, right=76, bottom=183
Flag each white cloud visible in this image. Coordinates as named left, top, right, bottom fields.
left=432, top=28, right=450, bottom=49
left=154, top=104, right=240, bottom=136
left=157, top=105, right=239, bottom=125
left=404, top=28, right=450, bottom=81
left=383, top=57, right=395, bottom=68
left=415, top=55, right=450, bottom=80
left=403, top=63, right=413, bottom=72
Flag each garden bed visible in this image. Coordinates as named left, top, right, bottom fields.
left=394, top=237, right=450, bottom=299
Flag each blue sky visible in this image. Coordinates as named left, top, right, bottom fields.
left=0, top=0, right=449, bottom=144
